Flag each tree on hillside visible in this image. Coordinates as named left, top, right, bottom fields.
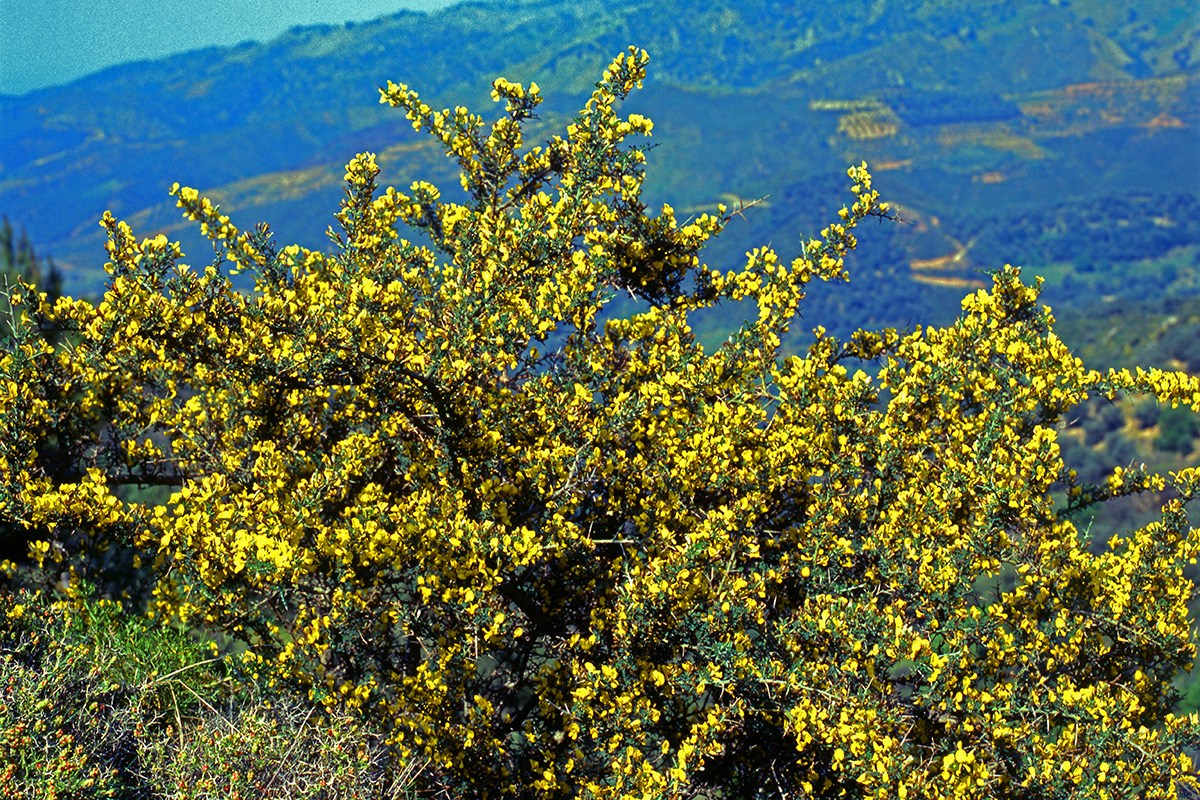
left=1, top=216, right=61, bottom=295
left=2, top=214, right=64, bottom=339
left=3, top=48, right=1200, bottom=799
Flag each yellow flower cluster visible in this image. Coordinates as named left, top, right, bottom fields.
left=2, top=49, right=1198, bottom=799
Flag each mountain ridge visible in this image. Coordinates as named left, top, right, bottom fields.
left=1, top=0, right=1196, bottom=337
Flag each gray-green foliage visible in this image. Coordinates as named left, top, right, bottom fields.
left=1157, top=405, right=1200, bottom=456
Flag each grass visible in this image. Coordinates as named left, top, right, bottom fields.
left=0, top=578, right=424, bottom=799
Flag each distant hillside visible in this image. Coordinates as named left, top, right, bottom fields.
left=1, top=0, right=1197, bottom=340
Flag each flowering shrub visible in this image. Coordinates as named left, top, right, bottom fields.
left=2, top=47, right=1199, bottom=798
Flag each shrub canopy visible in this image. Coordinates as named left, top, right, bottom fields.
left=3, top=48, right=1200, bottom=799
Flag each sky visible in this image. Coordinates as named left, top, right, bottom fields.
left=0, top=0, right=461, bottom=95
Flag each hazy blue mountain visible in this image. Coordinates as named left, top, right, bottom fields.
left=1, top=0, right=1197, bottom=340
